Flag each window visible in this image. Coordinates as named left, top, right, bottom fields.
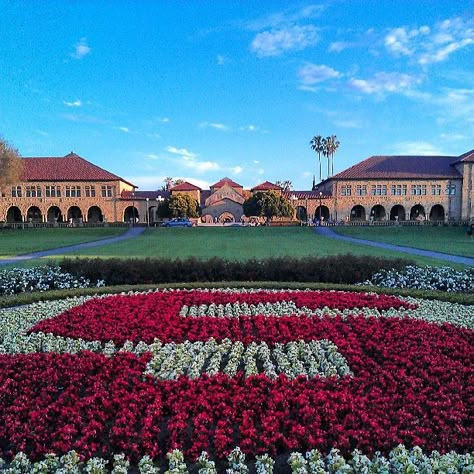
left=45, top=186, right=61, bottom=197
left=356, top=185, right=367, bottom=196
left=65, top=186, right=81, bottom=197
left=341, top=185, right=352, bottom=196
left=446, top=184, right=456, bottom=195
left=85, top=185, right=96, bottom=198
left=431, top=184, right=441, bottom=196
left=11, top=186, right=22, bottom=197
left=371, top=184, right=386, bottom=196
left=411, top=184, right=426, bottom=196
left=101, top=185, right=114, bottom=197
left=391, top=184, right=406, bottom=196
left=26, top=186, right=42, bottom=197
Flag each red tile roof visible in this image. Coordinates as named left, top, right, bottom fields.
left=332, top=155, right=462, bottom=180
left=22, top=152, right=135, bottom=186
left=171, top=181, right=202, bottom=191
left=251, top=181, right=282, bottom=191
left=453, top=149, right=474, bottom=163
left=210, top=177, right=243, bottom=189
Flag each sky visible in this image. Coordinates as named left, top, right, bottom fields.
left=0, top=1, right=473, bottom=191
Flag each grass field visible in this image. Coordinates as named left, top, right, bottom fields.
left=55, top=226, right=460, bottom=267
left=333, top=225, right=473, bottom=258
left=0, top=227, right=126, bottom=257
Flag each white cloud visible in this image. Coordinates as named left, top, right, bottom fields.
left=166, top=146, right=197, bottom=160
left=253, top=160, right=260, bottom=164
left=199, top=122, right=230, bottom=131
left=384, top=17, right=474, bottom=65
left=70, top=38, right=91, bottom=59
left=229, top=166, right=243, bottom=174
left=240, top=124, right=257, bottom=132
left=63, top=99, right=82, bottom=107
left=250, top=25, right=319, bottom=57
left=298, top=64, right=341, bottom=87
left=391, top=141, right=444, bottom=156
left=349, top=72, right=422, bottom=96
left=183, top=160, right=220, bottom=172
left=117, top=126, right=130, bottom=133
left=146, top=153, right=159, bottom=160
left=328, top=41, right=354, bottom=53
left=159, top=117, right=170, bottom=123
left=440, top=132, right=466, bottom=141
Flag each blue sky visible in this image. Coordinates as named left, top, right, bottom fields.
left=1, top=1, right=473, bottom=191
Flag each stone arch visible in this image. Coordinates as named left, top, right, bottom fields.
left=429, top=204, right=445, bottom=222
left=390, top=204, right=406, bottom=221
left=350, top=205, right=366, bottom=221
left=296, top=206, right=307, bottom=222
left=87, top=206, right=103, bottom=223
left=201, top=214, right=214, bottom=224
left=6, top=206, right=22, bottom=223
left=27, top=206, right=42, bottom=223
left=124, top=206, right=139, bottom=223
left=218, top=211, right=235, bottom=223
left=47, top=206, right=63, bottom=223
left=410, top=204, right=425, bottom=221
left=370, top=205, right=386, bottom=221
left=67, top=206, right=83, bottom=223
left=314, top=205, right=330, bottom=222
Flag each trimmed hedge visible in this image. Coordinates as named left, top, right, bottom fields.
left=59, top=254, right=414, bottom=286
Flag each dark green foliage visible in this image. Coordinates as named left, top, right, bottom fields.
left=59, top=254, right=414, bottom=286
left=243, top=191, right=293, bottom=221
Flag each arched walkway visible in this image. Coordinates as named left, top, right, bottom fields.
left=296, top=206, right=307, bottom=222
left=350, top=205, right=366, bottom=221
left=6, top=206, right=22, bottom=223
left=390, top=205, right=406, bottom=221
left=410, top=204, right=425, bottom=221
left=67, top=206, right=83, bottom=224
left=87, top=206, right=103, bottom=223
left=370, top=205, right=386, bottom=221
left=47, top=206, right=63, bottom=223
left=315, top=205, right=330, bottom=222
left=219, top=212, right=235, bottom=223
left=27, top=206, right=42, bottom=223
left=429, top=204, right=445, bottom=222
left=124, top=206, right=139, bottom=223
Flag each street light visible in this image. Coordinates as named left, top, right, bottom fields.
left=146, top=198, right=150, bottom=227
left=319, top=191, right=323, bottom=225
left=290, top=194, right=298, bottom=224
left=155, top=196, right=164, bottom=226
left=131, top=192, right=135, bottom=227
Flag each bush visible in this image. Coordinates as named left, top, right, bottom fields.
left=58, top=255, right=414, bottom=286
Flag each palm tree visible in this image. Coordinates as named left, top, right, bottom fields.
left=324, top=135, right=340, bottom=177
left=310, top=135, right=324, bottom=182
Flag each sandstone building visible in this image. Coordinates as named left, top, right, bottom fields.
left=1, top=149, right=472, bottom=225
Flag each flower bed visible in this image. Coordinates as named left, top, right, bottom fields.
left=0, top=289, right=472, bottom=470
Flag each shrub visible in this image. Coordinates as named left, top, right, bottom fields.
left=58, top=255, right=413, bottom=286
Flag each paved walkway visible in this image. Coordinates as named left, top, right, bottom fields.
left=314, top=226, right=474, bottom=266
left=0, top=226, right=146, bottom=266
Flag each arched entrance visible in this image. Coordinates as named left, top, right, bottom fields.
left=87, top=206, right=103, bottom=223
left=6, top=206, right=22, bottom=223
left=201, top=214, right=214, bottom=224
left=219, top=212, right=235, bottom=223
left=370, top=205, right=386, bottom=221
left=429, top=204, right=445, bottom=222
left=67, top=206, right=83, bottom=224
left=390, top=205, right=406, bottom=221
left=350, top=205, right=366, bottom=221
left=315, top=206, right=330, bottom=222
left=410, top=204, right=425, bottom=221
left=27, top=206, right=42, bottom=223
left=124, top=206, right=138, bottom=223
left=47, top=206, right=63, bottom=223
left=296, top=206, right=307, bottom=222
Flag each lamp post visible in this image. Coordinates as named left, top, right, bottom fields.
left=290, top=194, right=298, bottom=224
left=155, top=195, right=164, bottom=226
left=319, top=191, right=323, bottom=225
left=146, top=198, right=150, bottom=227
left=131, top=192, right=135, bottom=227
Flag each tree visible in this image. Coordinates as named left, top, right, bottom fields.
left=310, top=135, right=324, bottom=183
left=168, top=194, right=200, bottom=218
left=243, top=191, right=293, bottom=223
left=275, top=180, right=293, bottom=191
left=162, top=177, right=185, bottom=191
left=324, top=135, right=340, bottom=177
left=0, top=138, right=24, bottom=190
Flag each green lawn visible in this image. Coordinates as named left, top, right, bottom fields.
left=57, top=226, right=459, bottom=267
left=333, top=225, right=473, bottom=258
left=0, top=227, right=126, bottom=257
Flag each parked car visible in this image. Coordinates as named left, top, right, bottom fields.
left=161, top=218, right=194, bottom=227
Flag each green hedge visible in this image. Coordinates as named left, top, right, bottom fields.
left=59, top=254, right=414, bottom=286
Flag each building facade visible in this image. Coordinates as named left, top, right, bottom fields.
left=2, top=149, right=472, bottom=225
